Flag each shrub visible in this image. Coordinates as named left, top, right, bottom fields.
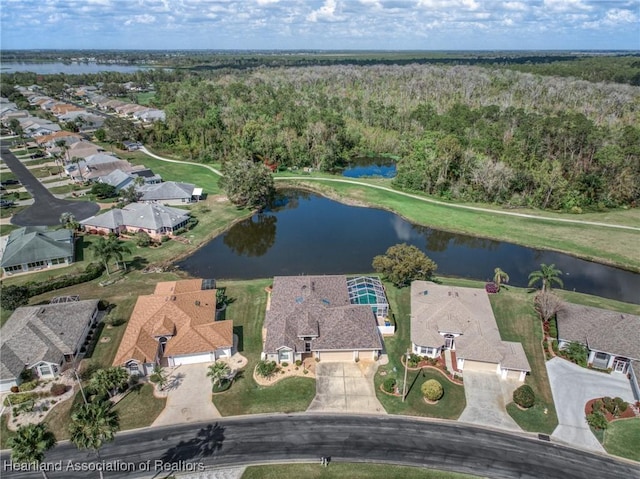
left=586, top=411, right=609, bottom=430
left=136, top=231, right=152, bottom=247
left=3, top=392, right=37, bottom=407
left=19, top=369, right=34, bottom=382
left=19, top=380, right=39, bottom=392
left=485, top=282, right=499, bottom=294
left=513, top=385, right=535, bottom=408
left=10, top=386, right=19, bottom=393
left=421, top=379, right=444, bottom=401
left=407, top=353, right=421, bottom=368
left=281, top=362, right=289, bottom=368
left=561, top=342, right=588, bottom=367
left=79, top=362, right=101, bottom=381
left=602, top=396, right=628, bottom=417
left=383, top=377, right=397, bottom=394
left=256, top=360, right=279, bottom=378
left=161, top=235, right=170, bottom=243
left=295, top=360, right=302, bottom=367
left=50, top=383, right=68, bottom=396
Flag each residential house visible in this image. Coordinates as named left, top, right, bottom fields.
left=262, top=275, right=383, bottom=364
left=36, top=131, right=83, bottom=149
left=556, top=303, right=640, bottom=399
left=135, top=109, right=165, bottom=123
left=113, top=279, right=233, bottom=376
left=123, top=140, right=142, bottom=151
left=410, top=281, right=530, bottom=381
left=0, top=300, right=100, bottom=391
left=18, top=117, right=61, bottom=136
left=64, top=140, right=105, bottom=160
left=80, top=202, right=190, bottom=239
left=100, top=168, right=161, bottom=191
left=138, top=181, right=202, bottom=204
left=1, top=227, right=74, bottom=275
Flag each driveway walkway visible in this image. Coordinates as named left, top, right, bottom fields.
left=307, top=362, right=386, bottom=414
left=151, top=363, right=221, bottom=427
left=546, top=357, right=634, bottom=452
left=458, top=371, right=521, bottom=432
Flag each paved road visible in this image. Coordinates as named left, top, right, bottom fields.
left=1, top=415, right=637, bottom=479
left=0, top=145, right=99, bottom=226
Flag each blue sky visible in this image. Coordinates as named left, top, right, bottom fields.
left=1, top=0, right=639, bottom=50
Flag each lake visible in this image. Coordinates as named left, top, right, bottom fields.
left=342, top=157, right=397, bottom=178
left=0, top=62, right=152, bottom=75
left=177, top=189, right=640, bottom=304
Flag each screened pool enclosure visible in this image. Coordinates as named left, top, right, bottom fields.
left=347, top=276, right=389, bottom=318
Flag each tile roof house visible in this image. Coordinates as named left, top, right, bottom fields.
left=410, top=281, right=530, bottom=382
left=138, top=181, right=201, bottom=205
left=262, top=275, right=383, bottom=364
left=113, top=279, right=232, bottom=375
left=1, top=227, right=74, bottom=275
left=556, top=303, right=640, bottom=399
left=1, top=300, right=100, bottom=392
left=79, top=202, right=190, bottom=239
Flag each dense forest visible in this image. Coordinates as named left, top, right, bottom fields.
left=3, top=54, right=640, bottom=211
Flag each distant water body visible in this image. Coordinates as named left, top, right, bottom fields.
left=0, top=62, right=152, bottom=75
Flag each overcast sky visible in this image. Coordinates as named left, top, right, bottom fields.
left=1, top=0, right=639, bottom=51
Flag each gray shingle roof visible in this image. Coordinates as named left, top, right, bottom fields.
left=557, top=303, right=640, bottom=360
left=1, top=300, right=99, bottom=379
left=100, top=169, right=133, bottom=190
left=264, top=275, right=382, bottom=354
left=80, top=203, right=189, bottom=232
left=138, top=182, right=195, bottom=201
left=1, top=227, right=73, bottom=268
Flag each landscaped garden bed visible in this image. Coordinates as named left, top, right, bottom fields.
left=401, top=354, right=463, bottom=385
left=253, top=358, right=316, bottom=386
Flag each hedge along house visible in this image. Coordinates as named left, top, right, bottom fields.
left=262, top=275, right=383, bottom=364
left=113, top=279, right=233, bottom=376
left=1, top=227, right=74, bottom=276
left=556, top=303, right=640, bottom=399
left=410, top=281, right=530, bottom=382
left=0, top=299, right=100, bottom=392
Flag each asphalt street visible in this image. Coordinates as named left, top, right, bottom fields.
left=0, top=145, right=99, bottom=226
left=1, top=414, right=637, bottom=479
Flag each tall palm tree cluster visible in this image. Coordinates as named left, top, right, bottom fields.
left=89, top=236, right=130, bottom=275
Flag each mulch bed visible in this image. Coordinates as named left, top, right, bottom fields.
left=400, top=356, right=463, bottom=385
left=585, top=398, right=638, bottom=422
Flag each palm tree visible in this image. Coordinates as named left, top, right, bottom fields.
left=207, top=361, right=231, bottom=389
left=89, top=367, right=130, bottom=398
left=69, top=401, right=119, bottom=479
left=106, top=236, right=129, bottom=272
left=528, top=263, right=564, bottom=291
left=59, top=212, right=79, bottom=233
left=70, top=156, right=85, bottom=182
left=8, top=423, right=56, bottom=479
left=151, top=365, right=168, bottom=391
left=493, top=267, right=509, bottom=292
left=90, top=236, right=129, bottom=275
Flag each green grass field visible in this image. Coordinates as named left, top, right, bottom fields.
left=603, top=418, right=640, bottom=462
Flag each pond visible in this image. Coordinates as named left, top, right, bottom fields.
left=341, top=157, right=396, bottom=178
left=177, top=189, right=640, bottom=304
left=0, top=62, right=154, bottom=75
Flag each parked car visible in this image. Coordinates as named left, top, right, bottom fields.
left=0, top=179, right=20, bottom=186
left=0, top=199, right=15, bottom=208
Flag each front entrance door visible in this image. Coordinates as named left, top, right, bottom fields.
left=613, top=358, right=628, bottom=373
left=444, top=334, right=454, bottom=350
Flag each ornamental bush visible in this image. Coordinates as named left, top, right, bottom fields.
left=602, top=396, right=628, bottom=417
left=513, top=384, right=535, bottom=408
left=383, top=377, right=397, bottom=394
left=407, top=353, right=422, bottom=368
left=485, top=282, right=499, bottom=294
left=50, top=383, right=68, bottom=396
left=421, top=379, right=444, bottom=401
left=256, top=360, right=279, bottom=378
left=586, top=411, right=609, bottom=430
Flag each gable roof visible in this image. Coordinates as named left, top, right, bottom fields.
left=80, top=203, right=189, bottom=232
left=557, top=303, right=640, bottom=360
left=100, top=169, right=134, bottom=190
left=138, top=182, right=195, bottom=201
left=113, top=280, right=232, bottom=366
left=264, top=275, right=382, bottom=354
left=1, top=300, right=99, bottom=379
left=1, top=227, right=73, bottom=268
left=410, top=281, right=530, bottom=371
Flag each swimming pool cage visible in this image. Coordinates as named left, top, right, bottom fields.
left=347, top=276, right=389, bottom=318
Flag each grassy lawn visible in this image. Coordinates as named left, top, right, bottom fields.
left=212, top=279, right=317, bottom=415
left=373, top=283, right=466, bottom=419
left=29, top=165, right=61, bottom=178
left=0, top=413, right=15, bottom=449
left=0, top=224, right=19, bottom=235
left=47, top=184, right=85, bottom=195
left=278, top=178, right=640, bottom=272
left=136, top=92, right=156, bottom=105
left=489, top=288, right=558, bottom=434
left=0, top=205, right=27, bottom=219
left=603, top=418, right=640, bottom=462
left=113, top=383, right=166, bottom=431
left=242, top=463, right=480, bottom=479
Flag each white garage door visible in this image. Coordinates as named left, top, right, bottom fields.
left=464, top=360, right=498, bottom=373
left=319, top=351, right=354, bottom=362
left=171, top=353, right=212, bottom=366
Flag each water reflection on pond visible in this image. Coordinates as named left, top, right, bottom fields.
left=341, top=157, right=397, bottom=178
left=177, top=190, right=640, bottom=304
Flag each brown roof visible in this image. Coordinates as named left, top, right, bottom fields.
left=113, top=280, right=233, bottom=366
left=264, top=275, right=382, bottom=354
left=35, top=131, right=82, bottom=145
left=410, top=281, right=530, bottom=372
left=557, top=303, right=640, bottom=360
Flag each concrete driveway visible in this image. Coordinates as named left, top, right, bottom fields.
left=307, top=362, right=386, bottom=414
left=458, top=371, right=521, bottom=432
left=151, top=363, right=221, bottom=427
left=546, top=357, right=635, bottom=452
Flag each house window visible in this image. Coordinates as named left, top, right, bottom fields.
left=305, top=341, right=312, bottom=352
left=39, top=365, right=52, bottom=376
left=129, top=363, right=139, bottom=372
left=595, top=352, right=608, bottom=360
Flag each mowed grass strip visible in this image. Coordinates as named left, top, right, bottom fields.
left=242, top=463, right=481, bottom=479
left=113, top=383, right=166, bottom=430
left=212, top=279, right=316, bottom=415
left=603, top=418, right=640, bottom=462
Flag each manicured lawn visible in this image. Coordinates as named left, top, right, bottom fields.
left=136, top=92, right=156, bottom=105
left=29, top=165, right=61, bottom=178
left=212, top=278, right=317, bottom=415
left=489, top=288, right=558, bottom=434
left=278, top=178, right=640, bottom=271
left=603, top=418, right=640, bottom=462
left=242, top=463, right=480, bottom=479
left=373, top=283, right=466, bottom=419
left=0, top=224, right=19, bottom=236
left=113, top=383, right=166, bottom=430
left=0, top=413, right=15, bottom=449
left=0, top=205, right=27, bottom=219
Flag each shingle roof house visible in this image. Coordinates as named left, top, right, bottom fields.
left=79, top=202, right=190, bottom=239
left=557, top=303, right=640, bottom=382
left=1, top=227, right=74, bottom=275
left=0, top=300, right=100, bottom=392
left=113, top=279, right=233, bottom=375
left=410, top=281, right=530, bottom=382
left=263, top=275, right=383, bottom=363
left=138, top=181, right=200, bottom=205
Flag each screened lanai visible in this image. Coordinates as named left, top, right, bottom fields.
left=347, top=276, right=389, bottom=318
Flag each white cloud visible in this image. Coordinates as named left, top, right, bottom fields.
left=124, top=14, right=156, bottom=25
left=307, top=0, right=343, bottom=22
left=543, top=0, right=592, bottom=13
left=256, top=0, right=280, bottom=4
